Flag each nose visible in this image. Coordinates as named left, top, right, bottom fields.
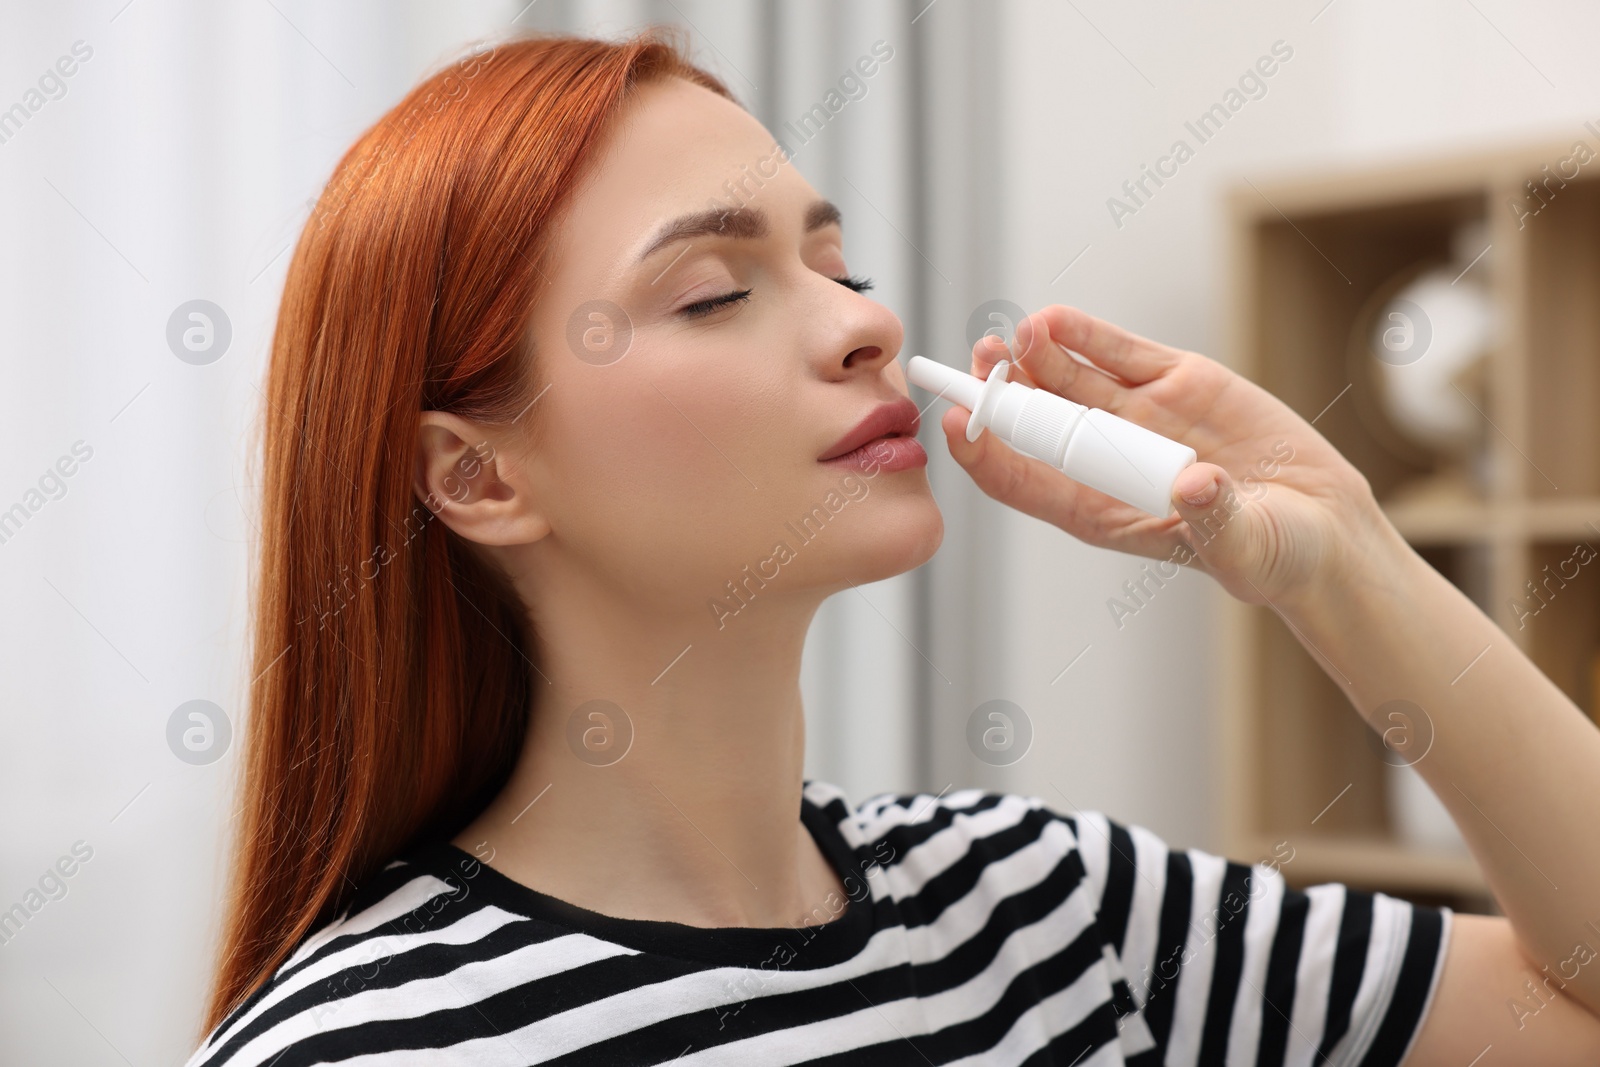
left=825, top=289, right=902, bottom=378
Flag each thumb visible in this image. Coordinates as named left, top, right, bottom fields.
left=1171, top=462, right=1260, bottom=574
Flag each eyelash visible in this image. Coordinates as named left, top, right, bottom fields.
left=677, top=274, right=875, bottom=318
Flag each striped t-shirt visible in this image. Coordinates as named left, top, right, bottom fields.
left=186, top=780, right=1450, bottom=1066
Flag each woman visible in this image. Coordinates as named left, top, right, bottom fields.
left=187, top=28, right=1600, bottom=1066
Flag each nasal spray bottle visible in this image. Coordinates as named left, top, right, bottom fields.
left=906, top=355, right=1197, bottom=517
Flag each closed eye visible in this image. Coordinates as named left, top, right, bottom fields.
left=676, top=275, right=874, bottom=319
left=678, top=289, right=752, bottom=318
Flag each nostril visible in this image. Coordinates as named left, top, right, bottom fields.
left=843, top=345, right=880, bottom=369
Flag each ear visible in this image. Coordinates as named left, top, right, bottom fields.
left=414, top=411, right=551, bottom=547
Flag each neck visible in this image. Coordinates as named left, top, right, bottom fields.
left=456, top=562, right=844, bottom=929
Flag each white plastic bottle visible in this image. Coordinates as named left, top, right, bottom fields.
left=906, top=355, right=1197, bottom=517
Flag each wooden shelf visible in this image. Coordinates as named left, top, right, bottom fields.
left=1223, top=140, right=1600, bottom=913
left=1383, top=496, right=1600, bottom=543
left=1237, top=835, right=1487, bottom=900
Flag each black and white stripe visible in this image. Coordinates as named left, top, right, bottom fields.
left=186, top=782, right=1449, bottom=1066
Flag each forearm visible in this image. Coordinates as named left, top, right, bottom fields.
left=1279, top=504, right=1600, bottom=1014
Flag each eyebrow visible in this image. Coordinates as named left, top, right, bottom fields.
left=634, top=199, right=843, bottom=265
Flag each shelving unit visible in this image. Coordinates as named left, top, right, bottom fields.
left=1221, top=139, right=1600, bottom=913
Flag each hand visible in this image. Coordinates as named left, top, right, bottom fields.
left=937, top=305, right=1394, bottom=611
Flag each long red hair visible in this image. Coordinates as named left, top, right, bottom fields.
left=203, top=29, right=735, bottom=1036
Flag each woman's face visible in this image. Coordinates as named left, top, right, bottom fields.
left=508, top=75, right=943, bottom=621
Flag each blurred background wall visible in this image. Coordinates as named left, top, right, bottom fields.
left=2, top=0, right=1599, bottom=1062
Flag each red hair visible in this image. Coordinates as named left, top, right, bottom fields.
left=202, top=29, right=736, bottom=1035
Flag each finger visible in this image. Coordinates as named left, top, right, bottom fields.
left=1170, top=461, right=1264, bottom=582
left=1010, top=309, right=1125, bottom=413
left=940, top=404, right=1074, bottom=526
left=971, top=325, right=1074, bottom=400
left=1023, top=304, right=1184, bottom=388
left=1173, top=462, right=1221, bottom=507
left=934, top=403, right=1049, bottom=515
left=971, top=332, right=1022, bottom=382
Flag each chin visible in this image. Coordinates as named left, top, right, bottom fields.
left=832, top=488, right=945, bottom=585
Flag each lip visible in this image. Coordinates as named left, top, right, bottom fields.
left=818, top=397, right=922, bottom=462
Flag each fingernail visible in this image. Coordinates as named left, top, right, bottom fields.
left=1181, top=475, right=1218, bottom=507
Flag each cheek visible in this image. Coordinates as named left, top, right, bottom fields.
left=581, top=364, right=793, bottom=490
left=549, top=384, right=707, bottom=514
left=539, top=368, right=802, bottom=588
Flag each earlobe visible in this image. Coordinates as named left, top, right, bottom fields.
left=414, top=412, right=552, bottom=547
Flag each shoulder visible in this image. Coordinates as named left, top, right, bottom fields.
left=807, top=778, right=1120, bottom=862
left=804, top=781, right=1111, bottom=903
left=804, top=781, right=1321, bottom=917
left=184, top=844, right=537, bottom=1067
left=813, top=781, right=1316, bottom=920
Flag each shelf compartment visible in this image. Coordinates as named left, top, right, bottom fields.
left=1239, top=190, right=1490, bottom=507
left=1524, top=177, right=1600, bottom=498
left=1520, top=538, right=1600, bottom=721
